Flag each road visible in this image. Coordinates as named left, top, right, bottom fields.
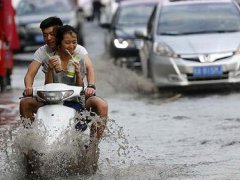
left=1, top=21, right=240, bottom=180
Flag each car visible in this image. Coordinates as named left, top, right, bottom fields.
left=15, top=0, right=85, bottom=52
left=102, top=0, right=157, bottom=67
left=135, top=0, right=240, bottom=88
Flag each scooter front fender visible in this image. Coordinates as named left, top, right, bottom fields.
left=35, top=105, right=76, bottom=142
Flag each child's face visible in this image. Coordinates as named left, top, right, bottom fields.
left=60, top=32, right=77, bottom=55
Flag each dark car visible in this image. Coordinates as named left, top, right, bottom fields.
left=102, top=0, right=157, bottom=68
left=15, top=0, right=85, bottom=52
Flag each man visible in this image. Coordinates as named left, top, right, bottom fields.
left=19, top=16, right=108, bottom=143
left=92, top=0, right=103, bottom=22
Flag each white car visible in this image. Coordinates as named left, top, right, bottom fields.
left=136, top=0, right=240, bottom=88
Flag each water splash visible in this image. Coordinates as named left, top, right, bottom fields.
left=99, top=118, right=146, bottom=169
left=0, top=113, right=180, bottom=180
left=7, top=112, right=104, bottom=179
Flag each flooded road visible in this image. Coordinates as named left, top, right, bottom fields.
left=1, top=22, right=240, bottom=179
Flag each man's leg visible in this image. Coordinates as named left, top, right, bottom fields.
left=85, top=96, right=108, bottom=141
left=19, top=97, right=44, bottom=122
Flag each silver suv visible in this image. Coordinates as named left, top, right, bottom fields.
left=136, top=0, right=240, bottom=88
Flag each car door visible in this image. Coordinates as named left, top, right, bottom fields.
left=141, top=5, right=157, bottom=78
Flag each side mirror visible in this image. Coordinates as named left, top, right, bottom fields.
left=134, top=30, right=150, bottom=40
left=100, top=23, right=111, bottom=29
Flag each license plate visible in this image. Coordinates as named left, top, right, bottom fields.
left=193, top=65, right=222, bottom=77
left=35, top=35, right=43, bottom=43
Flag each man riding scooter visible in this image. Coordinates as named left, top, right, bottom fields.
left=19, top=16, right=108, bottom=149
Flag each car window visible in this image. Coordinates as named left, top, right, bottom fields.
left=157, top=3, right=240, bottom=35
left=117, top=4, right=155, bottom=27
left=16, top=0, right=73, bottom=15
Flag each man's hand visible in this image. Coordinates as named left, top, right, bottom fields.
left=85, top=86, right=96, bottom=98
left=85, top=84, right=96, bottom=98
left=24, top=86, right=33, bottom=96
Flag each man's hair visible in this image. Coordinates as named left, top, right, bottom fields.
left=56, top=25, right=78, bottom=46
left=39, top=16, right=63, bottom=30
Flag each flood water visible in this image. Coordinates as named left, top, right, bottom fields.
left=1, top=22, right=240, bottom=179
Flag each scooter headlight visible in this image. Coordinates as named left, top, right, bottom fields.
left=37, top=90, right=74, bottom=103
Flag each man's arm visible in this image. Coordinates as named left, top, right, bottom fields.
left=24, top=60, right=42, bottom=96
left=45, top=67, right=54, bottom=84
left=85, top=55, right=95, bottom=84
left=84, top=55, right=96, bottom=97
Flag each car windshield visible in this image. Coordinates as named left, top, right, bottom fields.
left=16, top=0, right=73, bottom=15
left=117, top=4, right=154, bottom=26
left=158, top=3, right=240, bottom=35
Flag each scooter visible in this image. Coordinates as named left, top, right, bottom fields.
left=16, top=83, right=98, bottom=178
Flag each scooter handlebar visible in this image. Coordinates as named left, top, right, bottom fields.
left=30, top=83, right=83, bottom=101
left=19, top=91, right=33, bottom=99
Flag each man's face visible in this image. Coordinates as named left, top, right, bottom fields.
left=42, top=26, right=56, bottom=49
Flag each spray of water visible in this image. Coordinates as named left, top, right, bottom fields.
left=3, top=111, right=102, bottom=179
left=0, top=104, right=163, bottom=180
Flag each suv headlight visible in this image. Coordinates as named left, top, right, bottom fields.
left=153, top=42, right=178, bottom=58
left=37, top=90, right=74, bottom=103
left=113, top=38, right=136, bottom=49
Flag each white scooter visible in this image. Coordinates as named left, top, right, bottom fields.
left=16, top=83, right=98, bottom=179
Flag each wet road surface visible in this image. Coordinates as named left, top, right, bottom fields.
left=1, top=22, right=240, bottom=179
